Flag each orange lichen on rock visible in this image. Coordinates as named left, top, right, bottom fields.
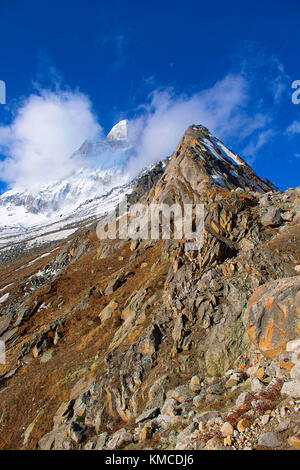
left=244, top=276, right=300, bottom=358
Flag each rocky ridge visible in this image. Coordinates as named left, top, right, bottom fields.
left=0, top=124, right=299, bottom=450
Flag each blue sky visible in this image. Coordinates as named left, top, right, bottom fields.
left=0, top=0, right=300, bottom=192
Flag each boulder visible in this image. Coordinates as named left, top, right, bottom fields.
left=40, top=349, right=56, bottom=363
left=291, top=361, right=300, bottom=380
left=237, top=417, right=252, bottom=432
left=138, top=421, right=155, bottom=441
left=221, top=422, right=234, bottom=437
left=235, top=391, right=253, bottom=408
left=68, top=421, right=88, bottom=444
left=175, top=422, right=197, bottom=450
left=261, top=207, right=283, bottom=227
left=243, top=276, right=300, bottom=358
left=0, top=313, right=13, bottom=336
left=193, top=410, right=221, bottom=424
left=205, top=436, right=226, bottom=450
left=277, top=419, right=291, bottom=432
left=258, top=432, right=282, bottom=448
left=281, top=380, right=300, bottom=398
left=289, top=434, right=300, bottom=450
left=98, top=300, right=119, bottom=324
left=106, top=428, right=133, bottom=450
left=155, top=414, right=179, bottom=430
left=105, top=270, right=125, bottom=294
left=166, top=385, right=194, bottom=403
left=206, top=381, right=225, bottom=395
left=135, top=407, right=160, bottom=424
left=38, top=430, right=56, bottom=450
left=23, top=413, right=41, bottom=446
left=189, top=375, right=201, bottom=393
left=161, top=398, right=180, bottom=417
left=147, top=374, right=170, bottom=408
left=251, top=377, right=265, bottom=393
left=53, top=400, right=75, bottom=427
left=95, top=432, right=108, bottom=449
left=286, top=339, right=300, bottom=353
left=225, top=372, right=242, bottom=389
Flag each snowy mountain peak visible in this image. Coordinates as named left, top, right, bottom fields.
left=106, top=119, right=128, bottom=141
left=0, top=123, right=278, bottom=255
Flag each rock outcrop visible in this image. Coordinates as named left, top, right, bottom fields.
left=244, top=276, right=300, bottom=358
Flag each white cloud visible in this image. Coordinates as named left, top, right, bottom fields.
left=232, top=42, right=290, bottom=105
left=126, top=74, right=271, bottom=174
left=287, top=120, right=300, bottom=134
left=268, top=56, right=290, bottom=104
left=242, top=129, right=275, bottom=162
left=0, top=90, right=102, bottom=191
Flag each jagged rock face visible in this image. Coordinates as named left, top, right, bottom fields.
left=127, top=162, right=165, bottom=205
left=144, top=125, right=276, bottom=206
left=0, top=124, right=299, bottom=451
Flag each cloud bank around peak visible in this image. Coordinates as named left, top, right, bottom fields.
left=0, top=71, right=276, bottom=193
left=126, top=74, right=272, bottom=174
left=0, top=90, right=102, bottom=191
